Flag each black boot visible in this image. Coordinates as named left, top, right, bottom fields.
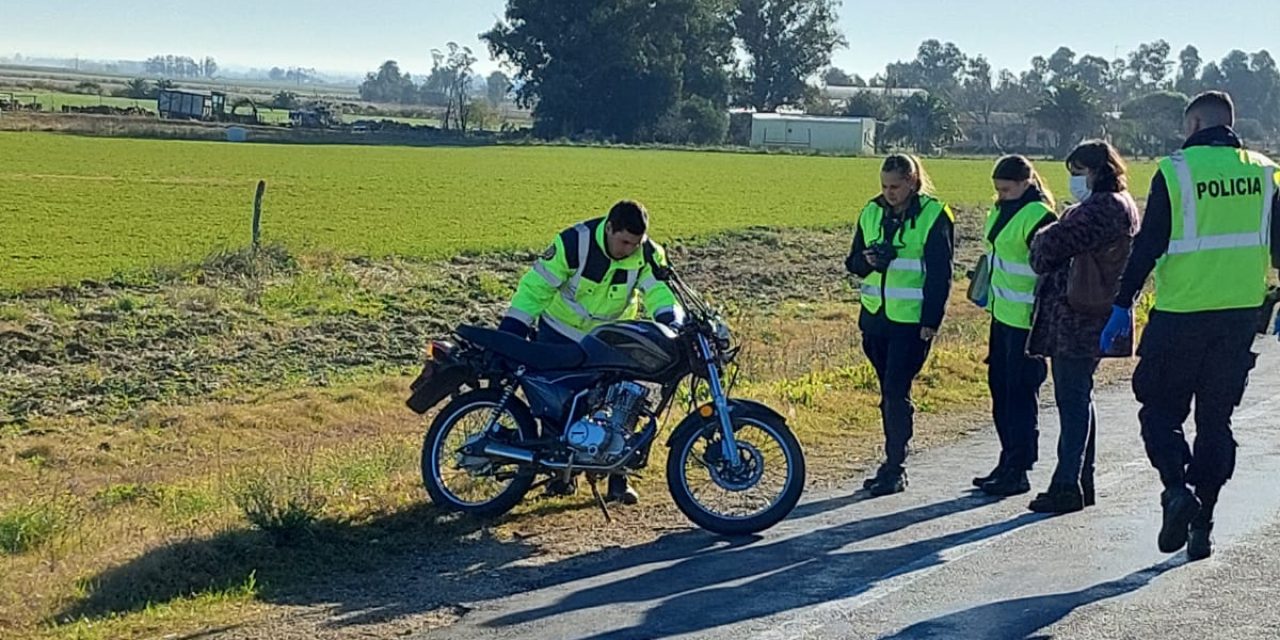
left=863, top=463, right=891, bottom=490
left=1158, top=486, right=1200, bottom=553
left=1187, top=518, right=1214, bottom=561
left=972, top=464, right=1005, bottom=488
left=1028, top=484, right=1084, bottom=514
left=868, top=468, right=908, bottom=497
left=981, top=469, right=1030, bottom=497
left=543, top=475, right=578, bottom=498
left=605, top=474, right=638, bottom=505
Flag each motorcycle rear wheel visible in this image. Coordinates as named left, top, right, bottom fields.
left=422, top=389, right=537, bottom=518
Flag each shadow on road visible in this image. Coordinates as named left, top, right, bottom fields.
left=480, top=492, right=1023, bottom=639
left=56, top=486, right=996, bottom=635
left=878, top=556, right=1188, bottom=640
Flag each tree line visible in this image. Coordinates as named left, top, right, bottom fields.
left=468, top=0, right=1278, bottom=154
left=358, top=44, right=514, bottom=132
left=835, top=39, right=1280, bottom=156
left=143, top=55, right=218, bottom=79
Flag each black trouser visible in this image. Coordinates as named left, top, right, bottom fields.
left=538, top=320, right=629, bottom=491
left=1133, top=311, right=1258, bottom=518
left=862, top=332, right=932, bottom=474
left=1049, top=357, right=1099, bottom=490
left=988, top=320, right=1048, bottom=472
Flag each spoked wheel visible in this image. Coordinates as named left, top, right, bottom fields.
left=667, top=412, right=805, bottom=536
left=422, top=389, right=536, bottom=518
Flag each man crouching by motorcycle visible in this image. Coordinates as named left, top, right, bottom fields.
left=496, top=200, right=686, bottom=504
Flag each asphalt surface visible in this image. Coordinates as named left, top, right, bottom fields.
left=422, top=338, right=1280, bottom=640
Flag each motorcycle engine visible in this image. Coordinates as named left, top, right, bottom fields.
left=565, top=382, right=650, bottom=465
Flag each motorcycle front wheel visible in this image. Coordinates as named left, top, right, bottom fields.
left=666, top=410, right=805, bottom=536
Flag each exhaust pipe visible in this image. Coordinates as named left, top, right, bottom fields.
left=483, top=442, right=536, bottom=464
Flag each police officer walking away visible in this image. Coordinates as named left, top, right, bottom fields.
left=846, top=154, right=956, bottom=496
left=498, top=200, right=685, bottom=504
left=1101, top=91, right=1280, bottom=561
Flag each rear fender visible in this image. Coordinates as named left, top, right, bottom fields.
left=664, top=399, right=786, bottom=447
left=405, top=359, right=479, bottom=414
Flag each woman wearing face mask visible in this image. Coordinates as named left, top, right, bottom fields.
left=846, top=154, right=956, bottom=496
left=1025, top=141, right=1139, bottom=513
left=973, top=155, right=1057, bottom=497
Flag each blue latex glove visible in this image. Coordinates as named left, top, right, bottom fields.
left=1100, top=305, right=1133, bottom=352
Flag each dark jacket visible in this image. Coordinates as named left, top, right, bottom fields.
left=846, top=194, right=955, bottom=336
left=1113, top=126, right=1280, bottom=350
left=1028, top=191, right=1140, bottom=358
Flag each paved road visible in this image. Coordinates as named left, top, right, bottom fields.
left=423, top=339, right=1280, bottom=640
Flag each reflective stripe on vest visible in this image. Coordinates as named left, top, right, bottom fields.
left=991, top=254, right=1036, bottom=278
left=1154, top=148, right=1277, bottom=312
left=861, top=283, right=926, bottom=301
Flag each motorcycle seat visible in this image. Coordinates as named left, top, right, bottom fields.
left=456, top=324, right=586, bottom=371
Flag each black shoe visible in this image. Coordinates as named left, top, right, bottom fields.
left=868, top=470, right=908, bottom=497
left=863, top=464, right=893, bottom=491
left=1158, top=487, right=1200, bottom=553
left=981, top=470, right=1030, bottom=497
left=1187, top=521, right=1214, bottom=561
left=543, top=476, right=578, bottom=498
left=604, top=475, right=639, bottom=505
left=1028, top=485, right=1085, bottom=514
left=972, top=465, right=1005, bottom=488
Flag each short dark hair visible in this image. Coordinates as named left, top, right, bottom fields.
left=606, top=200, right=648, bottom=235
left=1065, top=140, right=1129, bottom=193
left=1185, top=91, right=1235, bottom=128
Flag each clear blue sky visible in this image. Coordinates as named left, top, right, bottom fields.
left=3, top=0, right=1276, bottom=78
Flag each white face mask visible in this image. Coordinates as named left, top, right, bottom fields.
left=1069, top=175, right=1091, bottom=202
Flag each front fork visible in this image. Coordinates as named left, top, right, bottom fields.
left=698, top=335, right=741, bottom=470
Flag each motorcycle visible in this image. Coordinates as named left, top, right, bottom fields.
left=405, top=265, right=806, bottom=536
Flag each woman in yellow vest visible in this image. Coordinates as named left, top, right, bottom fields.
left=846, top=154, right=955, bottom=496
left=973, top=155, right=1058, bottom=497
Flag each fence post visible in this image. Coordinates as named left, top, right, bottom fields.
left=252, top=180, right=266, bottom=254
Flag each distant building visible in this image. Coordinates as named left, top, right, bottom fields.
left=749, top=113, right=877, bottom=154
left=955, top=112, right=1060, bottom=154
left=821, top=86, right=929, bottom=101
left=157, top=88, right=226, bottom=121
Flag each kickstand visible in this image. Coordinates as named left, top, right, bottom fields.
left=588, top=476, right=613, bottom=523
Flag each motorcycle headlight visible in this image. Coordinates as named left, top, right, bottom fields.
left=714, top=320, right=732, bottom=344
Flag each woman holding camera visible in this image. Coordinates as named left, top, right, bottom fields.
left=846, top=154, right=956, bottom=496
left=972, top=155, right=1058, bottom=497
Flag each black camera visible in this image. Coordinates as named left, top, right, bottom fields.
left=867, top=241, right=898, bottom=267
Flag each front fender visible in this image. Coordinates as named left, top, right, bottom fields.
left=664, top=399, right=787, bottom=447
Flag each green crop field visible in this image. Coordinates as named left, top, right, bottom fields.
left=24, top=91, right=154, bottom=112
left=0, top=131, right=1157, bottom=291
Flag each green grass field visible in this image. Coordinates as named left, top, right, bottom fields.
left=23, top=91, right=154, bottom=112
left=0, top=131, right=1157, bottom=291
